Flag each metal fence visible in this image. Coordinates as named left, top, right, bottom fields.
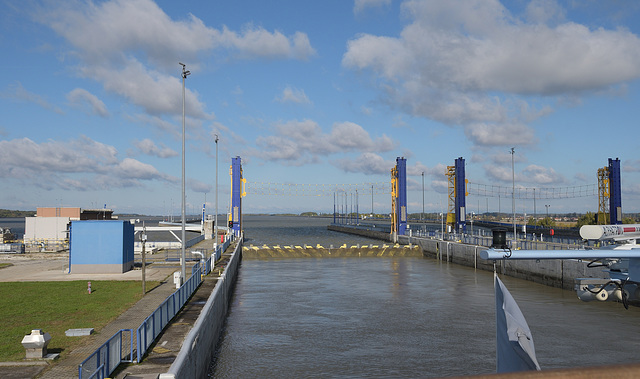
left=78, top=233, right=236, bottom=378
left=136, top=262, right=203, bottom=363
left=135, top=233, right=234, bottom=363
left=78, top=329, right=133, bottom=379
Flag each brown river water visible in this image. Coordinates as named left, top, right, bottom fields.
left=208, top=216, right=640, bottom=378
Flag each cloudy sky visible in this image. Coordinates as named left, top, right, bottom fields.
left=1, top=0, right=640, bottom=217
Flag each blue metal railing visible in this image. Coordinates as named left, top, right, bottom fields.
left=79, top=233, right=236, bottom=378
left=136, top=263, right=202, bottom=363
left=78, top=329, right=133, bottom=379
left=135, top=233, right=235, bottom=363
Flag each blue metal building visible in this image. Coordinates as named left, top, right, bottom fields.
left=69, top=220, right=134, bottom=274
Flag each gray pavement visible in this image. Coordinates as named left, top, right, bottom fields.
left=0, top=252, right=178, bottom=282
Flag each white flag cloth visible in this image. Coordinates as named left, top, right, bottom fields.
left=495, top=273, right=541, bottom=373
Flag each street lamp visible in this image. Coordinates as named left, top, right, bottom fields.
left=471, top=211, right=474, bottom=236
left=545, top=204, right=550, bottom=218
left=510, top=147, right=516, bottom=244
left=421, top=171, right=424, bottom=222
left=180, top=62, right=190, bottom=285
left=214, top=134, right=219, bottom=252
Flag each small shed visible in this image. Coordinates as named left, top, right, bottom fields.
left=70, top=220, right=134, bottom=274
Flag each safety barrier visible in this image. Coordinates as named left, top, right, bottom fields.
left=23, top=238, right=68, bottom=252
left=136, top=233, right=234, bottom=363
left=159, top=233, right=243, bottom=379
left=78, top=233, right=235, bottom=378
left=0, top=243, right=24, bottom=253
left=78, top=329, right=133, bottom=379
left=136, top=263, right=202, bottom=363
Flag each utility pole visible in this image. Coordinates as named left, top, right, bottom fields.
left=511, top=147, right=516, bottom=245
left=533, top=188, right=536, bottom=223
left=215, top=134, right=219, bottom=251
left=180, top=62, right=190, bottom=285
left=421, top=171, right=425, bottom=222
left=141, top=223, right=147, bottom=295
left=371, top=184, right=374, bottom=216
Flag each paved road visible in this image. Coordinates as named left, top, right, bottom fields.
left=0, top=252, right=178, bottom=282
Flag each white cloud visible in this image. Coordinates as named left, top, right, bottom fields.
left=354, top=0, right=392, bottom=14
left=133, top=139, right=178, bottom=158
left=114, top=158, right=169, bottom=180
left=129, top=114, right=179, bottom=136
left=406, top=161, right=444, bottom=177
left=67, top=88, right=109, bottom=117
left=464, top=122, right=537, bottom=146
left=0, top=136, right=174, bottom=190
left=216, top=26, right=315, bottom=60
left=332, top=152, right=393, bottom=175
left=525, top=0, right=565, bottom=25
left=276, top=86, right=311, bottom=104
left=2, top=82, right=64, bottom=114
left=188, top=178, right=212, bottom=193
left=37, top=0, right=315, bottom=119
left=521, top=164, right=565, bottom=184
left=342, top=0, right=640, bottom=148
left=253, top=119, right=396, bottom=164
left=483, top=162, right=565, bottom=185
left=82, top=58, right=209, bottom=118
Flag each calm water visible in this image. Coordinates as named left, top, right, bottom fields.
left=0, top=218, right=25, bottom=238
left=210, top=216, right=640, bottom=378
left=243, top=215, right=384, bottom=246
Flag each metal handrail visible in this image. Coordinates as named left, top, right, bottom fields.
left=78, top=329, right=133, bottom=379
left=78, top=233, right=236, bottom=378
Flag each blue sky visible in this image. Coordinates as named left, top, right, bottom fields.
left=1, top=0, right=640, bottom=217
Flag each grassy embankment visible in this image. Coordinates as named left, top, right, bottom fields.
left=0, top=280, right=158, bottom=361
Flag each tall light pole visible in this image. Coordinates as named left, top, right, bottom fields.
left=421, top=171, right=425, bottom=222
left=545, top=204, right=550, bottom=218
left=511, top=147, right=516, bottom=244
left=371, top=184, right=374, bottom=216
left=533, top=188, right=536, bottom=223
left=215, top=134, right=219, bottom=252
left=180, top=62, right=190, bottom=284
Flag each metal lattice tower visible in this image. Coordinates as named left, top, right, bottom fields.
left=597, top=166, right=609, bottom=225
left=446, top=165, right=456, bottom=230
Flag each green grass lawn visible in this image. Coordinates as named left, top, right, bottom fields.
left=0, top=280, right=158, bottom=361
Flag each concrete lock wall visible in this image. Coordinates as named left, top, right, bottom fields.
left=403, top=235, right=609, bottom=291
left=159, top=236, right=243, bottom=379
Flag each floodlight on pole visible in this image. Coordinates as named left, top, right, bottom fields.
left=421, top=171, right=424, bottom=222
left=180, top=62, right=190, bottom=285
left=214, top=134, right=219, bottom=251
left=511, top=147, right=516, bottom=244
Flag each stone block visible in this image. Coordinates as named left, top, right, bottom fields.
left=65, top=328, right=94, bottom=337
